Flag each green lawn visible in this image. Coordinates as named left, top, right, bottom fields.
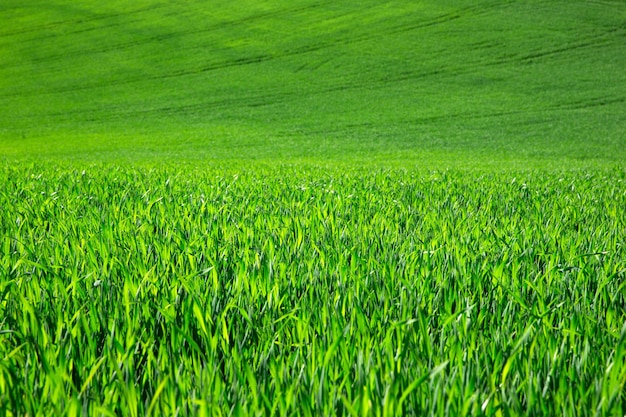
left=1, top=0, right=625, bottom=167
left=1, top=1, right=625, bottom=415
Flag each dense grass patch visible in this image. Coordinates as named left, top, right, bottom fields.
left=1, top=162, right=625, bottom=415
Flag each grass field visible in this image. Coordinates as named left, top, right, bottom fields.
left=1, top=0, right=625, bottom=166
left=1, top=0, right=625, bottom=415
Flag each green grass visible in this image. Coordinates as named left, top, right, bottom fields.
left=0, top=162, right=626, bottom=416
left=1, top=0, right=625, bottom=166
left=2, top=164, right=625, bottom=415
left=1, top=0, right=626, bottom=415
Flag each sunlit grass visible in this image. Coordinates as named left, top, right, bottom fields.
left=1, top=0, right=625, bottom=414
left=1, top=162, right=625, bottom=415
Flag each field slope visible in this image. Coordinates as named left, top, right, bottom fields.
left=0, top=0, right=625, bottom=166
left=1, top=1, right=626, bottom=416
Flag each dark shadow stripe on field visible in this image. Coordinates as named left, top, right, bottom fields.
left=0, top=3, right=168, bottom=38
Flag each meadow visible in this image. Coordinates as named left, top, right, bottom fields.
left=1, top=0, right=625, bottom=166
left=1, top=0, right=625, bottom=415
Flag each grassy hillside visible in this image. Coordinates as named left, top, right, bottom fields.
left=2, top=2, right=626, bottom=415
left=1, top=0, right=625, bottom=166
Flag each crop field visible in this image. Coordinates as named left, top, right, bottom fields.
left=1, top=0, right=626, bottom=416
left=1, top=0, right=625, bottom=165
left=1, top=164, right=625, bottom=416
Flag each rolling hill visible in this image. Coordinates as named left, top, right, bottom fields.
left=1, top=0, right=625, bottom=166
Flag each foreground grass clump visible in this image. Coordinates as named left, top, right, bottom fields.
left=1, top=162, right=625, bottom=415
